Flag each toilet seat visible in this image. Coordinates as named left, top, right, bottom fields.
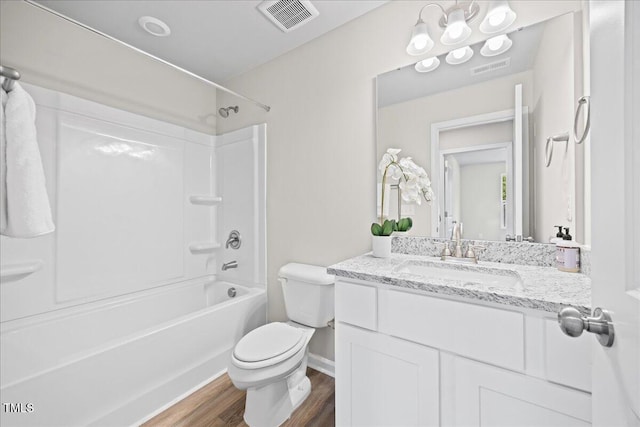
left=232, top=323, right=307, bottom=370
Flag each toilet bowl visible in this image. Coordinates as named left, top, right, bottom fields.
left=227, top=263, right=335, bottom=427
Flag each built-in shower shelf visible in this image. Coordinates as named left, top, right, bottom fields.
left=189, top=242, right=221, bottom=254
left=0, top=260, right=43, bottom=280
left=189, top=195, right=222, bottom=205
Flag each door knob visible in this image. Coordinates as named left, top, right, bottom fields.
left=558, top=307, right=614, bottom=347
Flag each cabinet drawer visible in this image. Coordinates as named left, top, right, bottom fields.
left=379, top=288, right=525, bottom=371
left=335, top=281, right=377, bottom=330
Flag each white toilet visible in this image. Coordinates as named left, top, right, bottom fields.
left=227, top=263, right=335, bottom=427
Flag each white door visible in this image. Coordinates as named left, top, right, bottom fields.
left=589, top=1, right=640, bottom=425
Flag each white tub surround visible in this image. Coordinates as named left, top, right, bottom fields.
left=332, top=251, right=592, bottom=426
left=0, top=83, right=267, bottom=426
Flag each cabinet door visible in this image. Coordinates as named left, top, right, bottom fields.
left=336, top=323, right=439, bottom=427
left=441, top=354, right=591, bottom=426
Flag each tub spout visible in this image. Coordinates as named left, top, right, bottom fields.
left=222, top=260, right=238, bottom=271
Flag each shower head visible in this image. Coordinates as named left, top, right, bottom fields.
left=218, top=106, right=239, bottom=118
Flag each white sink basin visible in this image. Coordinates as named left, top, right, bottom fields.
left=394, top=261, right=524, bottom=291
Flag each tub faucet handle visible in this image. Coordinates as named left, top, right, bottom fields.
left=226, top=230, right=241, bottom=249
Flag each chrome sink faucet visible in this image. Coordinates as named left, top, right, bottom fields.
left=441, top=222, right=484, bottom=264
left=452, top=222, right=464, bottom=258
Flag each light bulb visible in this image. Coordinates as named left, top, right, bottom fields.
left=415, top=56, right=440, bottom=73
left=421, top=58, right=435, bottom=67
left=413, top=35, right=428, bottom=50
left=480, top=34, right=512, bottom=57
left=448, top=24, right=464, bottom=40
left=487, top=36, right=504, bottom=51
left=452, top=47, right=466, bottom=59
left=489, top=12, right=506, bottom=26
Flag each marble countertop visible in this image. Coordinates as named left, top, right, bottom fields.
left=328, top=253, right=591, bottom=314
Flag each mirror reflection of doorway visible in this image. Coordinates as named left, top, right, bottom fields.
left=443, top=144, right=512, bottom=241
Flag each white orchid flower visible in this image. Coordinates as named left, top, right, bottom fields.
left=388, top=163, right=404, bottom=180
left=386, top=148, right=401, bottom=159
left=376, top=148, right=434, bottom=226
left=399, top=179, right=420, bottom=203
left=378, top=148, right=402, bottom=172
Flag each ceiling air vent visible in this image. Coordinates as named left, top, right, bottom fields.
left=258, top=0, right=319, bottom=33
left=470, top=58, right=511, bottom=76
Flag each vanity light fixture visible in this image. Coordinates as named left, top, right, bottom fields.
left=406, top=1, right=517, bottom=55
left=415, top=56, right=441, bottom=73
left=138, top=16, right=171, bottom=37
left=479, top=0, right=517, bottom=34
left=446, top=45, right=474, bottom=65
left=406, top=1, right=479, bottom=55
left=480, top=34, right=513, bottom=56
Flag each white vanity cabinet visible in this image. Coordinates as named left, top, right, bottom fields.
left=335, top=279, right=592, bottom=427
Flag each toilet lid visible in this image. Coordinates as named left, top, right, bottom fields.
left=234, top=322, right=305, bottom=364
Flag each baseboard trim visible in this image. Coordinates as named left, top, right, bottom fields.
left=308, top=353, right=335, bottom=378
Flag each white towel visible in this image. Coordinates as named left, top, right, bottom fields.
left=1, top=82, right=54, bottom=238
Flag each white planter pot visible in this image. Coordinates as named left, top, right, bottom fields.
left=372, top=235, right=392, bottom=258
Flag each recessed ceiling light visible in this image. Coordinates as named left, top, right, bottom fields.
left=138, top=16, right=171, bottom=37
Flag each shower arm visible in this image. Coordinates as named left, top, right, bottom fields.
left=23, top=0, right=271, bottom=113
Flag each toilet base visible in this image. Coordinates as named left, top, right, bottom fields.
left=243, top=365, right=311, bottom=427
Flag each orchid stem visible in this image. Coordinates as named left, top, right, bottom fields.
left=381, top=164, right=389, bottom=224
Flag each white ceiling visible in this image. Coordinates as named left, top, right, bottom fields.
left=35, top=0, right=387, bottom=83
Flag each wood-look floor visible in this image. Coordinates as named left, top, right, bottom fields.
left=142, top=368, right=335, bottom=427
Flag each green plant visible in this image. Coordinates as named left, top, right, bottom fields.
left=394, top=217, right=413, bottom=232
left=371, top=219, right=396, bottom=236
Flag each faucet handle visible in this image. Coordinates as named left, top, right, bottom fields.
left=440, top=242, right=452, bottom=258
left=466, top=245, right=486, bottom=261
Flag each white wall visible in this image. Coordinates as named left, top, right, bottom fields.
left=215, top=1, right=581, bottom=361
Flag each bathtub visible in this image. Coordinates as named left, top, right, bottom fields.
left=0, top=278, right=266, bottom=426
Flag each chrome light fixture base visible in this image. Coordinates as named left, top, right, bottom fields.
left=437, top=2, right=481, bottom=29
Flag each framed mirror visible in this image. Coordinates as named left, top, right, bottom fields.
left=376, top=11, right=588, bottom=244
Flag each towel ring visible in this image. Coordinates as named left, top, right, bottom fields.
left=545, top=132, right=570, bottom=167
left=574, top=96, right=591, bottom=144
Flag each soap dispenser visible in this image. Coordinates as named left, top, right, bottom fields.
left=555, top=227, right=580, bottom=273
left=550, top=226, right=565, bottom=244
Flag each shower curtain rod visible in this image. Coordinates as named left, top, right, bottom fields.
left=23, top=0, right=271, bottom=113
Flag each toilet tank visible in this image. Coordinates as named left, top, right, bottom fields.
left=278, top=263, right=335, bottom=328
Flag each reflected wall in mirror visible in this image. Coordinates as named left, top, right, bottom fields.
left=377, top=11, right=589, bottom=244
